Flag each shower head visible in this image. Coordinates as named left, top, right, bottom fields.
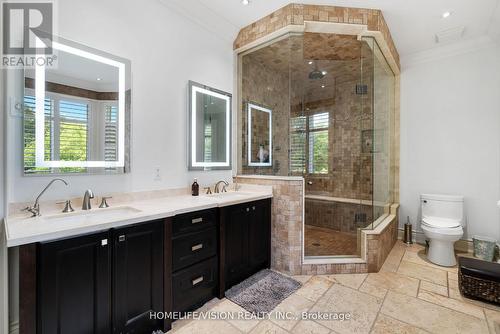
left=308, top=69, right=326, bottom=80
left=308, top=62, right=326, bottom=80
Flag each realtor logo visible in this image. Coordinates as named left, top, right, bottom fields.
left=3, top=2, right=53, bottom=55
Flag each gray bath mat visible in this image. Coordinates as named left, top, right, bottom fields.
left=225, top=269, right=301, bottom=314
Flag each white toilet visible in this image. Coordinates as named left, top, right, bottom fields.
left=420, top=194, right=464, bottom=267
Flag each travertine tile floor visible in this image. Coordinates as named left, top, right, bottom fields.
left=170, top=241, right=500, bottom=334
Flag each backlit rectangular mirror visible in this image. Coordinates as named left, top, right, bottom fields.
left=23, top=36, right=131, bottom=175
left=188, top=81, right=231, bottom=170
left=247, top=103, right=272, bottom=167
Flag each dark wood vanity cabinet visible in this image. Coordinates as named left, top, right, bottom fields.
left=220, top=199, right=271, bottom=293
left=37, top=231, right=112, bottom=334
left=25, top=220, right=165, bottom=334
left=171, top=209, right=218, bottom=313
left=112, top=220, right=164, bottom=333
left=20, top=198, right=271, bottom=334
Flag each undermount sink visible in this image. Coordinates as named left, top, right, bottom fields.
left=43, top=206, right=142, bottom=224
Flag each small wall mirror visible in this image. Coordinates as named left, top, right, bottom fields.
left=247, top=103, right=272, bottom=167
left=23, top=36, right=131, bottom=175
left=188, top=81, right=231, bottom=170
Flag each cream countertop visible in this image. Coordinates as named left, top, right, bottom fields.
left=4, top=186, right=272, bottom=248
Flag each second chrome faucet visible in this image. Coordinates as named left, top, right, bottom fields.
left=82, top=189, right=94, bottom=210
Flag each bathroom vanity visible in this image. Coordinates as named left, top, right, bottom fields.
left=7, top=191, right=272, bottom=333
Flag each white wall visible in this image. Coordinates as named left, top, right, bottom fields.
left=6, top=0, right=235, bottom=204
left=400, top=37, right=500, bottom=240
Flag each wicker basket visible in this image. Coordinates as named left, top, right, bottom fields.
left=458, top=257, right=500, bottom=305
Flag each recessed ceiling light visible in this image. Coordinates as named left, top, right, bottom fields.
left=308, top=61, right=313, bottom=65
left=96, top=78, right=102, bottom=81
left=241, top=0, right=250, bottom=5
left=321, top=84, right=325, bottom=88
left=442, top=11, right=452, bottom=19
left=321, top=70, right=327, bottom=75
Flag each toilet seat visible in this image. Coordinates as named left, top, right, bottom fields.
left=421, top=224, right=463, bottom=236
left=422, top=216, right=461, bottom=228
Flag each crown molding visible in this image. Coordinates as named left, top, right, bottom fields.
left=158, top=0, right=239, bottom=43
left=401, top=35, right=498, bottom=69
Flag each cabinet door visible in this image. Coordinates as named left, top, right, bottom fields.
left=248, top=199, right=271, bottom=272
left=113, top=220, right=164, bottom=333
left=223, top=204, right=250, bottom=288
left=38, top=231, right=111, bottom=334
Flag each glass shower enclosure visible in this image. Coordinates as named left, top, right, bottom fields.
left=239, top=32, right=395, bottom=259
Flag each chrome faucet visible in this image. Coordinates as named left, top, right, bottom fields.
left=214, top=180, right=229, bottom=193
left=82, top=189, right=94, bottom=210
left=23, top=178, right=69, bottom=217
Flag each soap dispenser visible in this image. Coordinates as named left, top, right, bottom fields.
left=192, top=178, right=199, bottom=196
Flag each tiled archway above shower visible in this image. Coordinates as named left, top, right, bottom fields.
left=233, top=3, right=400, bottom=72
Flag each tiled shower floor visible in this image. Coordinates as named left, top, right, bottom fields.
left=304, top=225, right=358, bottom=256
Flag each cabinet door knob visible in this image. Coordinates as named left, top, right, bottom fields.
left=191, top=243, right=203, bottom=251
left=118, top=235, right=126, bottom=242
left=192, top=217, right=203, bottom=224
left=101, top=239, right=108, bottom=246
left=192, top=276, right=204, bottom=286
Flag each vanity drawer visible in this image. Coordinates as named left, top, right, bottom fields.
left=173, top=209, right=216, bottom=236
left=172, top=256, right=218, bottom=313
left=172, top=227, right=217, bottom=271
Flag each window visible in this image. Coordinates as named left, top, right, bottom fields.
left=104, top=104, right=118, bottom=162
left=204, top=123, right=212, bottom=162
left=24, top=92, right=89, bottom=173
left=23, top=95, right=54, bottom=173
left=290, top=112, right=329, bottom=174
left=58, top=99, right=89, bottom=166
left=308, top=112, right=329, bottom=174
left=290, top=116, right=306, bottom=173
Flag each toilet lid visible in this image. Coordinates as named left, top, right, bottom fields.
left=422, top=216, right=461, bottom=228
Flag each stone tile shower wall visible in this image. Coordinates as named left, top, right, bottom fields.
left=241, top=56, right=290, bottom=175
left=301, top=76, right=374, bottom=201
left=235, top=3, right=401, bottom=206
left=241, top=33, right=375, bottom=202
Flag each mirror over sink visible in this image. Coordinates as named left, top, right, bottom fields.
left=188, top=81, right=232, bottom=170
left=247, top=102, right=272, bottom=167
left=23, top=36, right=131, bottom=175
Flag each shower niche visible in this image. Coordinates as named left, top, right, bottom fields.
left=238, top=31, right=395, bottom=259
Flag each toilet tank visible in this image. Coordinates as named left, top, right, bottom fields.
left=421, top=194, right=464, bottom=224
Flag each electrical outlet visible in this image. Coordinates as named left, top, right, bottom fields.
left=9, top=97, right=24, bottom=117
left=153, top=166, right=161, bottom=181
